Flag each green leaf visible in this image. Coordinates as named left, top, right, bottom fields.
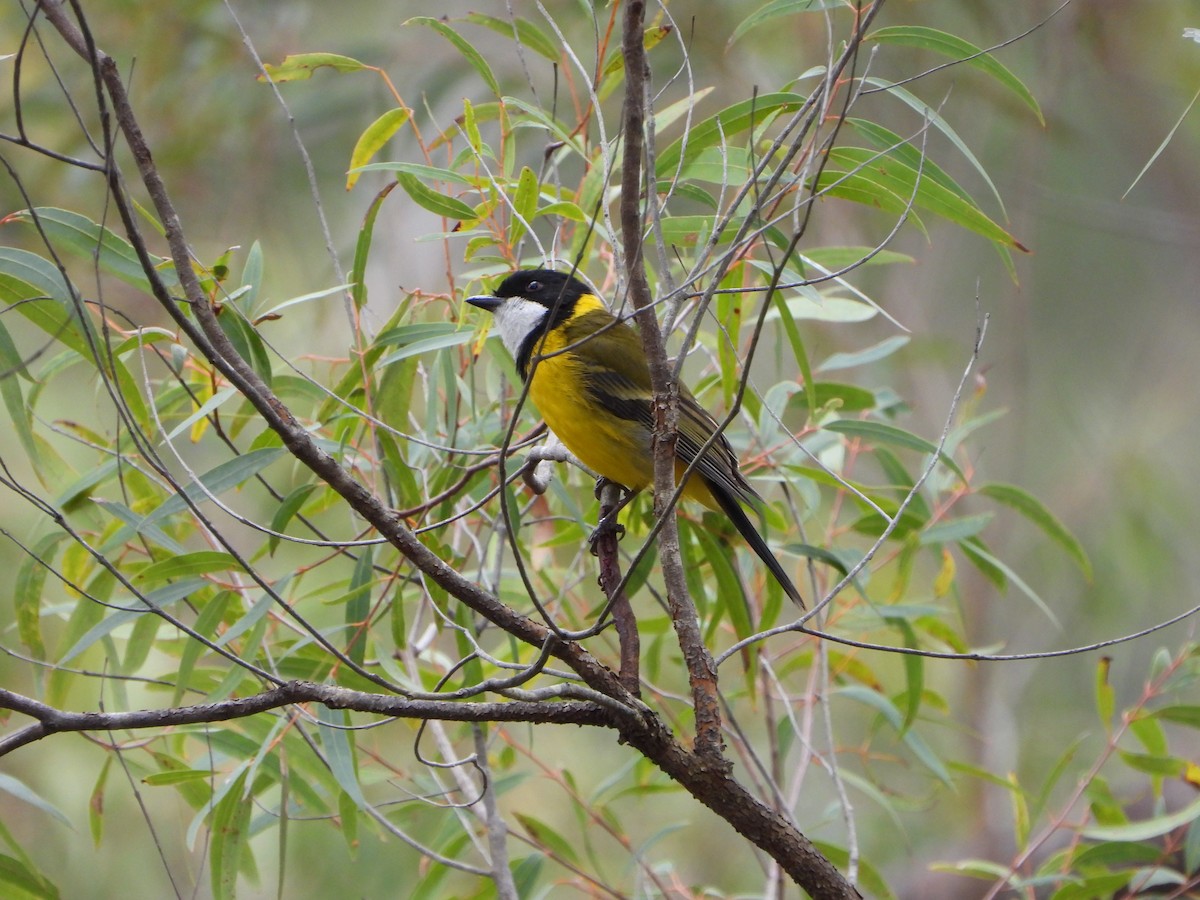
left=239, top=240, right=263, bottom=312
left=825, top=419, right=966, bottom=482
left=811, top=841, right=897, bottom=900
left=859, top=75, right=1014, bottom=240
left=1082, top=793, right=1200, bottom=842
left=1130, top=713, right=1169, bottom=756
left=979, top=482, right=1092, bottom=579
left=0, top=774, right=72, bottom=827
left=463, top=13, right=559, bottom=62
left=693, top=519, right=753, bottom=643
left=919, top=513, right=993, bottom=545
left=765, top=290, right=879, bottom=324
left=678, top=146, right=751, bottom=184
left=7, top=208, right=178, bottom=294
left=514, top=813, right=581, bottom=865
left=94, top=498, right=187, bottom=556
left=217, top=310, right=272, bottom=387
left=1117, top=751, right=1185, bottom=778
left=346, top=547, right=373, bottom=666
left=349, top=161, right=473, bottom=185
left=377, top=329, right=477, bottom=367
left=802, top=246, right=914, bottom=272
left=395, top=172, right=479, bottom=221
left=961, top=540, right=1060, bottom=627
left=0, top=853, right=60, bottom=899
left=143, top=769, right=217, bottom=787
left=88, top=758, right=112, bottom=848
left=14, top=533, right=62, bottom=659
left=824, top=147, right=1026, bottom=251
left=214, top=590, right=273, bottom=650
left=806, top=382, right=877, bottom=413
left=958, top=536, right=1006, bottom=590
left=405, top=17, right=500, bottom=95
left=655, top=93, right=806, bottom=176
left=0, top=247, right=71, bottom=305
left=259, top=52, right=367, bottom=82
left=867, top=25, right=1043, bottom=124
left=173, top=592, right=234, bottom=705
left=846, top=117, right=980, bottom=206
left=0, top=319, right=30, bottom=386
left=140, top=447, right=287, bottom=529
left=818, top=336, right=910, bottom=372
left=509, top=165, right=539, bottom=245
left=534, top=199, right=586, bottom=221
left=836, top=686, right=951, bottom=784
left=728, top=0, right=845, bottom=46
left=137, top=551, right=239, bottom=585
left=269, top=483, right=318, bottom=555
left=317, top=706, right=368, bottom=809
left=886, top=616, right=923, bottom=733
left=349, top=181, right=397, bottom=310
left=346, top=108, right=411, bottom=190
left=318, top=299, right=412, bottom=422
left=0, top=254, right=150, bottom=433
left=768, top=290, right=817, bottom=420
left=164, top=386, right=239, bottom=441
left=60, top=579, right=205, bottom=663
left=1154, top=705, right=1200, bottom=729
left=209, top=769, right=251, bottom=900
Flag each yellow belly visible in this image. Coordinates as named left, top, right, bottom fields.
left=528, top=357, right=717, bottom=509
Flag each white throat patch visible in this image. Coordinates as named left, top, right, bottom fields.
left=492, top=297, right=550, bottom=359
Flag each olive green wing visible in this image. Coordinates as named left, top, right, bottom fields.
left=565, top=310, right=758, bottom=506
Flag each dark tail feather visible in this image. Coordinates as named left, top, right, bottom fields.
left=708, top=483, right=806, bottom=608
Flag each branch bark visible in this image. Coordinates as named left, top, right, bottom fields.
left=617, top=0, right=724, bottom=762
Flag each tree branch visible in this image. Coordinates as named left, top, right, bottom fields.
left=0, top=681, right=619, bottom=758
left=618, top=0, right=723, bottom=762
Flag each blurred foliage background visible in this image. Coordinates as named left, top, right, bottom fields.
left=1, top=1, right=1199, bottom=897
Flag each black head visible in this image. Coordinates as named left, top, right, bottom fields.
left=491, top=269, right=591, bottom=313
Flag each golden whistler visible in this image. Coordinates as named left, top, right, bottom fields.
left=467, top=269, right=804, bottom=608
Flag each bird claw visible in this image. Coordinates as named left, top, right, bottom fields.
left=588, top=517, right=626, bottom=555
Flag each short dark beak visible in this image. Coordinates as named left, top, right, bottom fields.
left=465, top=294, right=502, bottom=313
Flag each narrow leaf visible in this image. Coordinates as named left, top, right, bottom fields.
left=728, top=0, right=843, bottom=46
left=826, top=419, right=966, bottom=482
left=395, top=172, right=478, bottom=221
left=269, top=483, right=317, bottom=555
left=1082, top=794, right=1200, bottom=842
left=405, top=17, right=500, bottom=95
left=0, top=773, right=72, bottom=827
left=6, top=208, right=177, bottom=293
left=979, top=482, right=1092, bottom=579
left=346, top=108, right=411, bottom=190
left=137, top=551, right=238, bottom=585
left=317, top=706, right=368, bottom=809
left=509, top=165, right=539, bottom=245
left=867, top=26, right=1043, bottom=124
left=140, top=447, right=287, bottom=529
left=656, top=93, right=806, bottom=176
left=463, top=13, right=559, bottom=62
left=259, top=53, right=366, bottom=82
left=818, top=336, right=910, bottom=372
left=209, top=769, right=251, bottom=900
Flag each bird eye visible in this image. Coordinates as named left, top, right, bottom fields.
left=526, top=280, right=541, bottom=292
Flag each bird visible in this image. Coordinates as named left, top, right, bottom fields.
left=465, top=268, right=804, bottom=607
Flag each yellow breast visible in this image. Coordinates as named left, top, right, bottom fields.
left=527, top=348, right=655, bottom=493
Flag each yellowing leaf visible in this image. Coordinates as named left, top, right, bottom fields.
left=259, top=52, right=367, bottom=83
left=346, top=108, right=411, bottom=190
